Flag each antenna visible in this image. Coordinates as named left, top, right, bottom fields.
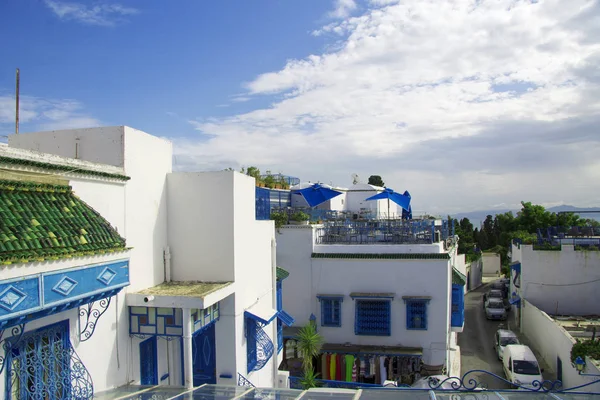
left=15, top=68, right=20, bottom=134
left=351, top=173, right=360, bottom=184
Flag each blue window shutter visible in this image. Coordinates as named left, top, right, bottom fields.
left=354, top=300, right=391, bottom=336
left=406, top=300, right=428, bottom=330
left=451, top=284, right=464, bottom=327
left=320, top=298, right=342, bottom=327
left=246, top=318, right=257, bottom=372
left=276, top=281, right=282, bottom=311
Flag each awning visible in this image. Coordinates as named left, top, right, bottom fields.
left=510, top=262, right=521, bottom=274
left=245, top=303, right=278, bottom=325
left=317, top=294, right=344, bottom=301
left=452, top=267, right=467, bottom=286
left=321, top=343, right=422, bottom=357
left=278, top=310, right=295, bottom=326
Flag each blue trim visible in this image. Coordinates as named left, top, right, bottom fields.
left=160, top=373, right=169, bottom=381
left=354, top=299, right=391, bottom=336
left=246, top=317, right=258, bottom=372
left=278, top=310, right=295, bottom=326
left=509, top=294, right=521, bottom=306
left=276, top=281, right=282, bottom=311
left=244, top=310, right=278, bottom=326
left=139, top=336, right=158, bottom=385
left=0, top=259, right=129, bottom=324
left=220, top=373, right=233, bottom=379
left=317, top=295, right=344, bottom=301
left=350, top=294, right=394, bottom=300
left=320, top=298, right=342, bottom=327
left=180, top=337, right=185, bottom=386
left=405, top=299, right=428, bottom=330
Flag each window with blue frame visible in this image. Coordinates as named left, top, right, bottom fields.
left=320, top=297, right=342, bottom=327
left=405, top=299, right=429, bottom=330
left=354, top=300, right=391, bottom=336
left=246, top=317, right=258, bottom=372
left=451, top=284, right=464, bottom=327
left=277, top=281, right=283, bottom=352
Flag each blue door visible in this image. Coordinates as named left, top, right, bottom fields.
left=140, top=337, right=158, bottom=385
left=192, top=323, right=216, bottom=386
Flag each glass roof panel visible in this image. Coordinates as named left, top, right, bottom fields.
left=169, top=385, right=252, bottom=400
left=116, top=386, right=191, bottom=400
left=93, top=385, right=158, bottom=400
left=360, top=388, right=433, bottom=400
left=238, top=388, right=303, bottom=400
left=300, top=388, right=357, bottom=400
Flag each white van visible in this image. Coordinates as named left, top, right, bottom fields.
left=502, top=345, right=544, bottom=388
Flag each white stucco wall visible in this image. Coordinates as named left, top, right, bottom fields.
left=167, top=171, right=235, bottom=282
left=521, top=300, right=600, bottom=392
left=465, top=258, right=483, bottom=292
left=518, top=245, right=600, bottom=315
left=482, top=252, right=501, bottom=276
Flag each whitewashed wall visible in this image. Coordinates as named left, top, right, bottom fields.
left=275, top=226, right=317, bottom=326
left=482, top=253, right=501, bottom=276
left=466, top=258, right=483, bottom=292
left=521, top=300, right=600, bottom=392
left=519, top=245, right=600, bottom=315
left=167, top=172, right=235, bottom=282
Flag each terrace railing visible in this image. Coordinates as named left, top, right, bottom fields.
left=315, top=220, right=447, bottom=245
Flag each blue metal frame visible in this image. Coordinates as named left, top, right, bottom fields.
left=192, top=322, right=217, bottom=386
left=319, top=297, right=342, bottom=327
left=5, top=319, right=93, bottom=400
left=354, top=299, right=391, bottom=336
left=404, top=298, right=429, bottom=330
left=246, top=317, right=258, bottom=372
left=139, top=336, right=158, bottom=385
left=245, top=316, right=274, bottom=373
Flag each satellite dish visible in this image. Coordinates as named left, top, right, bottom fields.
left=351, top=173, right=360, bottom=184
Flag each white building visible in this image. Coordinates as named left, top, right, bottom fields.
left=0, top=126, right=288, bottom=398
left=276, top=221, right=466, bottom=386
left=481, top=251, right=501, bottom=277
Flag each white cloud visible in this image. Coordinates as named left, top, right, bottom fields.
left=43, top=0, right=139, bottom=26
left=0, top=94, right=101, bottom=134
left=329, top=0, right=358, bottom=19
left=178, top=0, right=600, bottom=213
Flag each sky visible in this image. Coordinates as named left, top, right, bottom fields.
left=0, top=0, right=599, bottom=215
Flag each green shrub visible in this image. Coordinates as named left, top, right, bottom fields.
left=291, top=211, right=310, bottom=222
left=270, top=211, right=288, bottom=228
left=571, top=340, right=600, bottom=364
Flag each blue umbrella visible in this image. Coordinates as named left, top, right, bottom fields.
left=365, top=188, right=411, bottom=218
left=293, top=183, right=343, bottom=208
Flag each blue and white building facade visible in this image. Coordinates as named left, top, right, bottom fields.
left=0, top=126, right=289, bottom=398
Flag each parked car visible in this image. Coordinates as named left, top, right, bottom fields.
left=485, top=298, right=507, bottom=320
left=494, top=329, right=520, bottom=360
left=502, top=345, right=544, bottom=389
left=484, top=289, right=510, bottom=311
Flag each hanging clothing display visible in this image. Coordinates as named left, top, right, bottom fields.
left=317, top=352, right=422, bottom=385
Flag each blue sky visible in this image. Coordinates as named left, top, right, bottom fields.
left=1, top=0, right=599, bottom=214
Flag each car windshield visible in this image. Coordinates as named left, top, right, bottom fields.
left=488, top=301, right=504, bottom=309
left=513, top=360, right=540, bottom=375
left=500, top=337, right=519, bottom=346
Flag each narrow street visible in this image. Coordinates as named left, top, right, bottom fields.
left=458, top=282, right=512, bottom=390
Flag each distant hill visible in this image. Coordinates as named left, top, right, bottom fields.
left=452, top=205, right=600, bottom=228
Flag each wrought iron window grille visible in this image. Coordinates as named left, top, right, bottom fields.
left=354, top=300, right=391, bottom=336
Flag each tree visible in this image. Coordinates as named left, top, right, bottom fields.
left=367, top=175, right=385, bottom=187
left=246, top=166, right=261, bottom=179
left=296, top=324, right=323, bottom=389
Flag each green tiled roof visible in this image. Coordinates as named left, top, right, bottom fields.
left=311, top=253, right=450, bottom=260
left=452, top=267, right=466, bottom=286
left=276, top=266, right=290, bottom=281
left=0, top=156, right=130, bottom=181
left=0, top=180, right=127, bottom=265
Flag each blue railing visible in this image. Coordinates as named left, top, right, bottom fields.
left=536, top=226, right=600, bottom=247
left=256, top=188, right=292, bottom=221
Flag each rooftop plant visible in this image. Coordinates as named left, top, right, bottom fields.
left=571, top=339, right=600, bottom=364
left=291, top=211, right=310, bottom=222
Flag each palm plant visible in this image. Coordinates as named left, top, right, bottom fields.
left=296, top=324, right=323, bottom=388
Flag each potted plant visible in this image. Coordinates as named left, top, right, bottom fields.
left=290, top=211, right=310, bottom=225
left=270, top=211, right=288, bottom=229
